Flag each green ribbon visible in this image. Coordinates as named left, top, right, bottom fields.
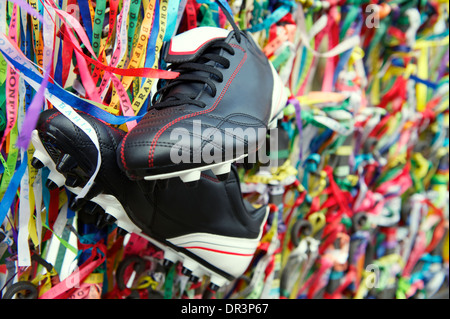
left=127, top=0, right=143, bottom=55
left=91, top=0, right=107, bottom=58
left=0, top=124, right=19, bottom=198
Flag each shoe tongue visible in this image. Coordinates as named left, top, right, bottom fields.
left=164, top=26, right=231, bottom=63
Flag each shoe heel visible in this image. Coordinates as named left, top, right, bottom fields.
left=268, top=108, right=285, bottom=129
left=168, top=232, right=262, bottom=281
left=268, top=62, right=288, bottom=129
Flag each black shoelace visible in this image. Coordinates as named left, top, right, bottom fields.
left=151, top=41, right=236, bottom=109
left=149, top=0, right=242, bottom=111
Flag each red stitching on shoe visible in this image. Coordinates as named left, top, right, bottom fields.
left=200, top=173, right=220, bottom=183
left=120, top=132, right=130, bottom=171
left=109, top=125, right=126, bottom=137
left=147, top=44, right=246, bottom=168
left=184, top=246, right=254, bottom=257
left=44, top=112, right=60, bottom=126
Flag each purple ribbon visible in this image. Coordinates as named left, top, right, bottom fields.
left=438, top=49, right=449, bottom=81
left=8, top=0, right=44, bottom=23
left=289, top=98, right=303, bottom=162
left=8, top=0, right=46, bottom=149
left=16, top=64, right=51, bottom=149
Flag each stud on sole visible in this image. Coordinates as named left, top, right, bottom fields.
left=143, top=155, right=247, bottom=183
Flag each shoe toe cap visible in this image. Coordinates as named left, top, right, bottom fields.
left=117, top=123, right=194, bottom=176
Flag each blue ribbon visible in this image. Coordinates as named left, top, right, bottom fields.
left=0, top=153, right=28, bottom=225
left=333, top=13, right=363, bottom=87
left=78, top=0, right=93, bottom=43
left=216, top=0, right=234, bottom=16
left=144, top=2, right=161, bottom=70
left=0, top=48, right=143, bottom=125
left=164, top=0, right=182, bottom=41
left=246, top=1, right=294, bottom=33
left=410, top=75, right=439, bottom=90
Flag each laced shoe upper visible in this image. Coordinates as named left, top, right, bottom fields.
left=118, top=26, right=279, bottom=178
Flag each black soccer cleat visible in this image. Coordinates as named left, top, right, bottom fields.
left=117, top=4, right=287, bottom=183
left=32, top=108, right=269, bottom=288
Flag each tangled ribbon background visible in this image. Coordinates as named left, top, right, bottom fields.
left=0, top=0, right=449, bottom=299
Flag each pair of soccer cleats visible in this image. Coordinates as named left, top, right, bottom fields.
left=31, top=108, right=269, bottom=290
left=31, top=2, right=287, bottom=290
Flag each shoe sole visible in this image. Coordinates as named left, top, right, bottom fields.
left=31, top=129, right=268, bottom=288
left=143, top=155, right=247, bottom=182
left=134, top=63, right=288, bottom=183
